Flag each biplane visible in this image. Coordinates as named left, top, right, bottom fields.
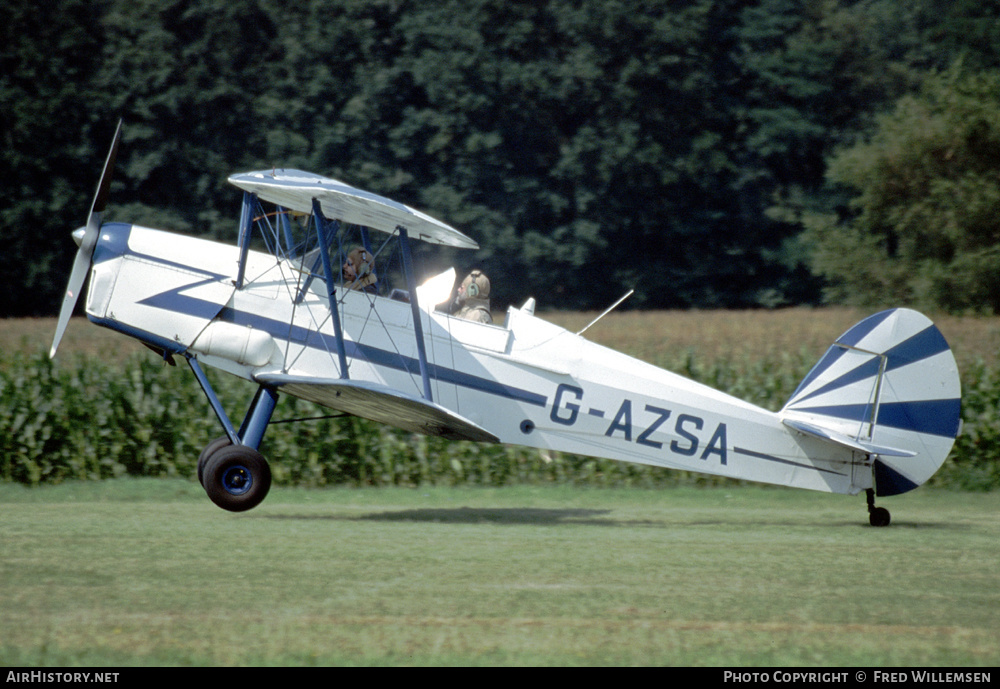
left=51, top=122, right=962, bottom=525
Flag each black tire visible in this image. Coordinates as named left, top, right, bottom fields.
left=869, top=506, right=891, bottom=527
left=198, top=436, right=232, bottom=487
left=202, top=445, right=272, bottom=512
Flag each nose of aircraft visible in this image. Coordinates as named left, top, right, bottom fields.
left=50, top=120, right=122, bottom=358
left=89, top=222, right=132, bottom=265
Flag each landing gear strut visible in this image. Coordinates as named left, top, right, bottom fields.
left=188, top=356, right=278, bottom=512
left=866, top=489, right=891, bottom=527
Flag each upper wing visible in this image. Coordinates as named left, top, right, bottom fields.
left=254, top=372, right=499, bottom=443
left=228, top=169, right=478, bottom=249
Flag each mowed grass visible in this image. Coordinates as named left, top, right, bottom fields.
left=1, top=481, right=997, bottom=666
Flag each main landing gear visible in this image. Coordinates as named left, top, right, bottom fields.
left=188, top=356, right=277, bottom=512
left=866, top=489, right=891, bottom=527
left=198, top=439, right=272, bottom=512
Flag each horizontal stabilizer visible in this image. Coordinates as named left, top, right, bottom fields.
left=254, top=372, right=499, bottom=443
left=782, top=419, right=917, bottom=458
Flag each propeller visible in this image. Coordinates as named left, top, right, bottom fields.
left=50, top=120, right=122, bottom=358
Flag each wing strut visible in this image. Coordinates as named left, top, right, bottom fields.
left=313, top=199, right=350, bottom=379
left=398, top=225, right=433, bottom=402
left=235, top=191, right=255, bottom=289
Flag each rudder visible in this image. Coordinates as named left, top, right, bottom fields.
left=781, top=309, right=961, bottom=496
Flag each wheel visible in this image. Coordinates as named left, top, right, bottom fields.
left=202, top=445, right=272, bottom=512
left=197, top=436, right=232, bottom=487
left=869, top=506, right=891, bottom=527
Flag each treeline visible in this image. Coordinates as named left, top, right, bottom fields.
left=3, top=0, right=999, bottom=315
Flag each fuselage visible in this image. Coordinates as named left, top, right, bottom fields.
left=85, top=222, right=868, bottom=495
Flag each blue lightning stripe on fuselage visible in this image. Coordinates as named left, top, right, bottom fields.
left=136, top=288, right=548, bottom=408
left=101, top=216, right=545, bottom=410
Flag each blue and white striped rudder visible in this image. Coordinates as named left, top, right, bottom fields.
left=781, top=308, right=961, bottom=496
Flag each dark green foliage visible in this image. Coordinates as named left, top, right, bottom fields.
left=0, top=0, right=111, bottom=315
left=7, top=0, right=1000, bottom=317
left=804, top=63, right=1000, bottom=312
left=945, top=359, right=1000, bottom=490
left=3, top=348, right=995, bottom=489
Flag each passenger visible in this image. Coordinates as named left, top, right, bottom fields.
left=449, top=270, right=492, bottom=323
left=342, top=247, right=377, bottom=293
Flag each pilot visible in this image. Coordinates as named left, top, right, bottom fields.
left=449, top=270, right=492, bottom=324
left=342, top=247, right=377, bottom=293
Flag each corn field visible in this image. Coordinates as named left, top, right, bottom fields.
left=2, top=311, right=998, bottom=490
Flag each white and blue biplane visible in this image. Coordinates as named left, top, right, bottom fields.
left=51, top=122, right=962, bottom=525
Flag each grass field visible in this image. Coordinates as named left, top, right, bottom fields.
left=1, top=481, right=997, bottom=666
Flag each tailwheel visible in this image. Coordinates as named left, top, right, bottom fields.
left=202, top=445, right=272, bottom=512
left=866, top=488, right=891, bottom=527
left=869, top=507, right=891, bottom=527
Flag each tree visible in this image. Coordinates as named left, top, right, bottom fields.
left=803, top=62, right=1000, bottom=313
left=97, top=0, right=280, bottom=239
left=7, top=0, right=1000, bottom=317
left=0, top=0, right=112, bottom=316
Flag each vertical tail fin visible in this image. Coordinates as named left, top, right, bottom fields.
left=781, top=309, right=961, bottom=496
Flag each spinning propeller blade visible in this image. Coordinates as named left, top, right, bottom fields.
left=50, top=120, right=122, bottom=358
